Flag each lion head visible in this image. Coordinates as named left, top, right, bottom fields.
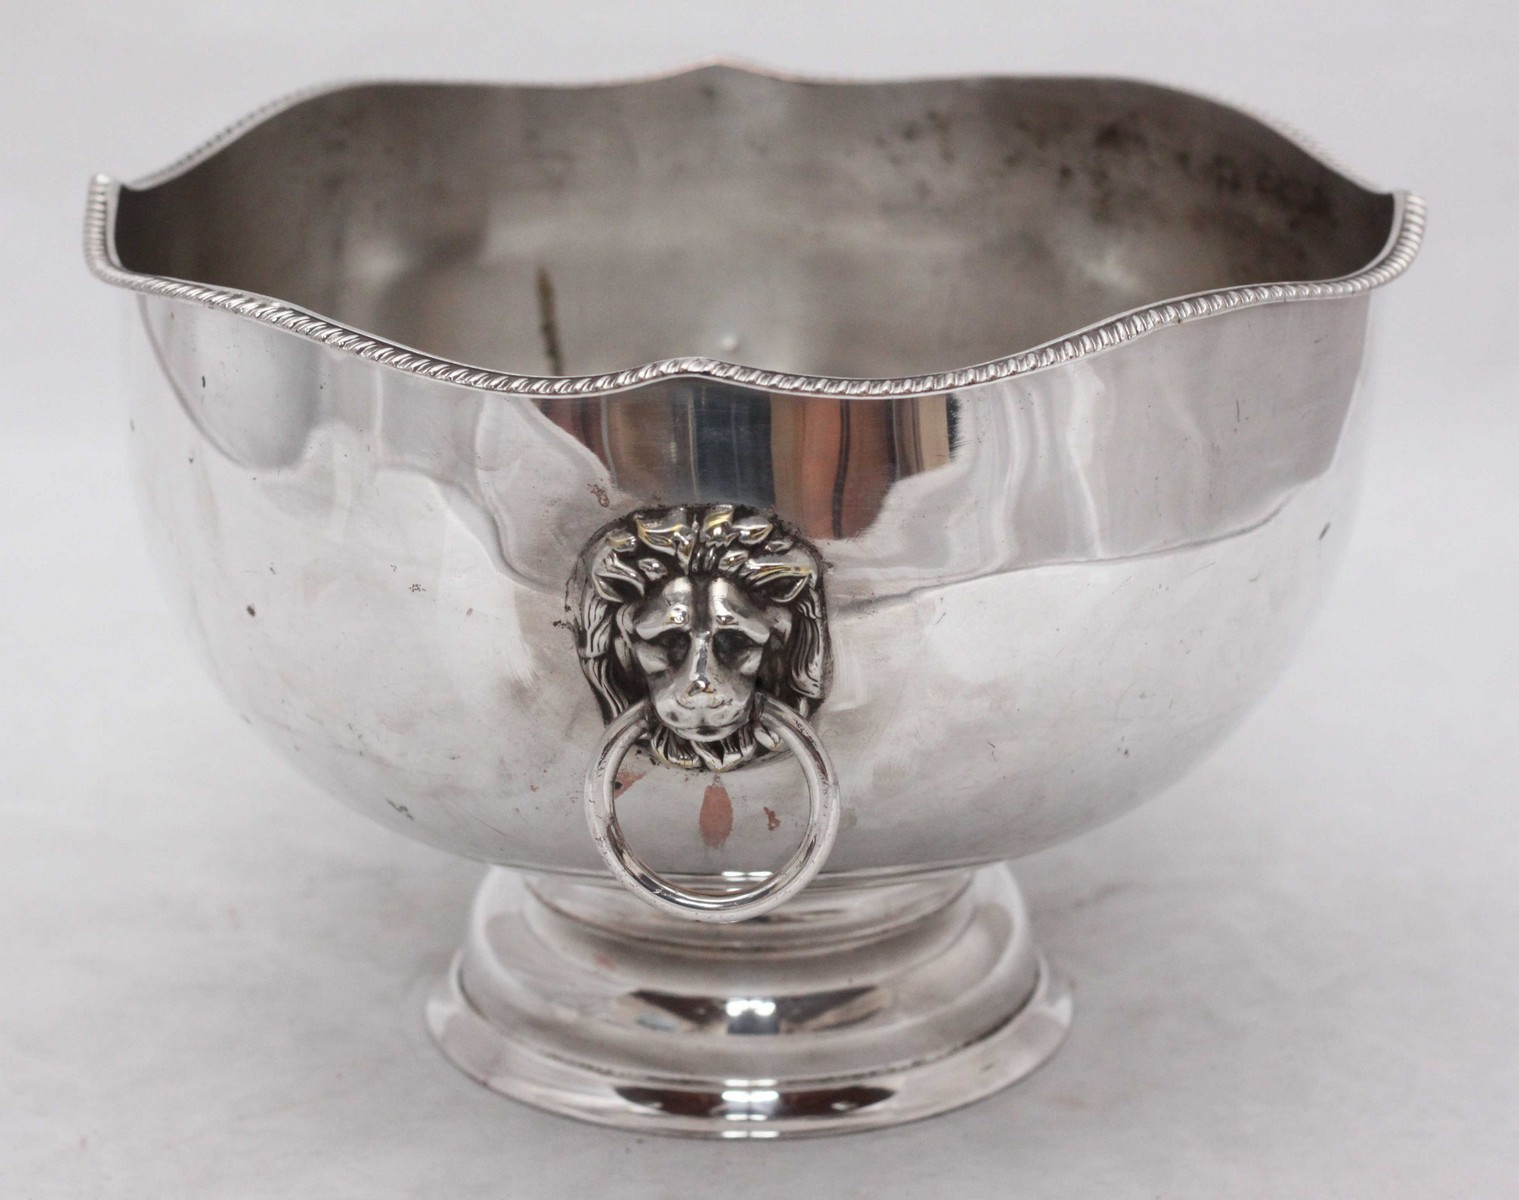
left=571, top=504, right=830, bottom=772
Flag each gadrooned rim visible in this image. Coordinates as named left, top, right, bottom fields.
left=83, top=67, right=1426, bottom=401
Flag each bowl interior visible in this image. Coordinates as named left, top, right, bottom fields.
left=113, top=70, right=1394, bottom=380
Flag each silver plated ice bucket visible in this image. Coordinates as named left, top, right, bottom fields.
left=86, top=66, right=1421, bottom=1137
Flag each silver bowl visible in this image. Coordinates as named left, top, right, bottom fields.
left=86, top=65, right=1422, bottom=1137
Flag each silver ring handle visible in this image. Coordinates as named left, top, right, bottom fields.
left=584, top=695, right=841, bottom=923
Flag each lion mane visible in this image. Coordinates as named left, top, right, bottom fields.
left=571, top=503, right=829, bottom=771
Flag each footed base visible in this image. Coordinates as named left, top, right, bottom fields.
left=427, top=863, right=1070, bottom=1138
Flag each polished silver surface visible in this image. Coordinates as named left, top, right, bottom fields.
left=427, top=864, right=1071, bottom=1138
left=86, top=66, right=1421, bottom=1136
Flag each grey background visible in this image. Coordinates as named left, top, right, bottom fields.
left=2, top=2, right=1515, bottom=1196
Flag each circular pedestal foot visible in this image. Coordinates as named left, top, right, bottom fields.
left=427, top=864, right=1071, bottom=1139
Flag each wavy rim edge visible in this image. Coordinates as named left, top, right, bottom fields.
left=83, top=67, right=1425, bottom=401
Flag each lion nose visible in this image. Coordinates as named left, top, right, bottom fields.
left=682, top=639, right=718, bottom=702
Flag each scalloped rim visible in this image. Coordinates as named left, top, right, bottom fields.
left=84, top=66, right=1424, bottom=400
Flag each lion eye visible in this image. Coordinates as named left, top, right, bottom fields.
left=654, top=629, right=689, bottom=661
left=713, top=629, right=755, bottom=662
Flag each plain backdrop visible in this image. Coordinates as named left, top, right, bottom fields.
left=2, top=3, right=1516, bottom=1197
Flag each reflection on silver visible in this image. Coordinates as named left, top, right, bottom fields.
left=87, top=66, right=1421, bottom=1136
left=428, top=864, right=1071, bottom=1137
